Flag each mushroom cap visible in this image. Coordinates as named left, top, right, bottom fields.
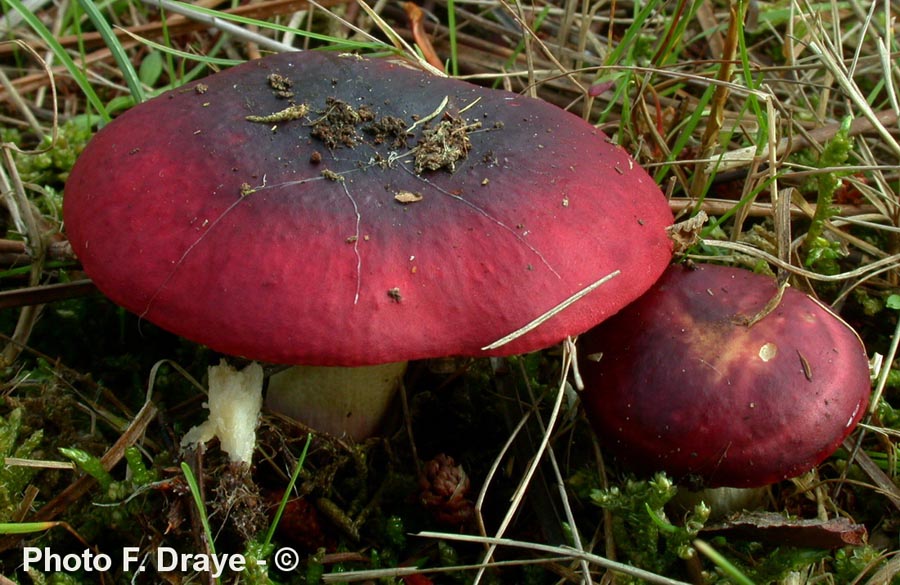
left=579, top=263, right=870, bottom=488
left=64, top=51, right=673, bottom=366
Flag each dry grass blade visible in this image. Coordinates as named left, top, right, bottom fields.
left=140, top=0, right=298, bottom=53
left=321, top=555, right=580, bottom=582
left=0, top=153, right=43, bottom=367
left=3, top=458, right=75, bottom=470
left=469, top=346, right=575, bottom=584
left=482, top=270, right=620, bottom=351
left=520, top=339, right=593, bottom=582
left=416, top=532, right=693, bottom=585
left=0, top=66, right=42, bottom=137
left=0, top=0, right=353, bottom=58
left=698, top=239, right=900, bottom=283
left=794, top=0, right=900, bottom=157
left=864, top=553, right=900, bottom=585
left=0, top=41, right=61, bottom=366
left=466, top=340, right=602, bottom=583
left=669, top=196, right=879, bottom=218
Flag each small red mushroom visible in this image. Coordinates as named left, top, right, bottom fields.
left=64, top=51, right=673, bottom=445
left=579, top=263, right=871, bottom=489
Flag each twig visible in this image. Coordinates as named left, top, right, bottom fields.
left=0, top=280, right=98, bottom=310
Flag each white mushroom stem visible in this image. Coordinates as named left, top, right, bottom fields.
left=265, top=361, right=408, bottom=441
left=181, top=360, right=264, bottom=465
left=672, top=486, right=769, bottom=520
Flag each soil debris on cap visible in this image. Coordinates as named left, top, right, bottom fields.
left=267, top=73, right=295, bottom=99
left=414, top=112, right=480, bottom=174
left=311, top=98, right=376, bottom=149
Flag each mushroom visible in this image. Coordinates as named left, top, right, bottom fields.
left=578, top=263, right=871, bottom=489
left=63, top=51, right=673, bottom=453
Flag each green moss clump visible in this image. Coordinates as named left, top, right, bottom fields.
left=13, top=117, right=96, bottom=191
left=0, top=407, right=44, bottom=522
left=590, top=473, right=709, bottom=578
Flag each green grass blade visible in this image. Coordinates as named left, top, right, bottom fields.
left=694, top=539, right=756, bottom=585
left=181, top=461, right=216, bottom=557
left=604, top=0, right=661, bottom=67
left=446, top=0, right=458, bottom=76
left=166, top=1, right=386, bottom=52
left=118, top=28, right=243, bottom=68
left=3, top=0, right=110, bottom=122
left=263, top=433, right=312, bottom=548
left=76, top=0, right=146, bottom=103
left=735, top=0, right=766, bottom=144
left=0, top=521, right=64, bottom=535
left=653, top=82, right=716, bottom=184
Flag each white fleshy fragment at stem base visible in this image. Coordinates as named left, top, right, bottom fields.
left=181, top=360, right=263, bottom=464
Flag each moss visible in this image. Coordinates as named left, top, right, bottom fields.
left=13, top=117, right=96, bottom=191
left=0, top=407, right=43, bottom=521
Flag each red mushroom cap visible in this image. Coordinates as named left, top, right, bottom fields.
left=579, top=263, right=871, bottom=488
left=64, top=51, right=672, bottom=366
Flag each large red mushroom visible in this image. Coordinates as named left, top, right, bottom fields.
left=64, top=51, right=673, bottom=451
left=579, top=263, right=871, bottom=489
